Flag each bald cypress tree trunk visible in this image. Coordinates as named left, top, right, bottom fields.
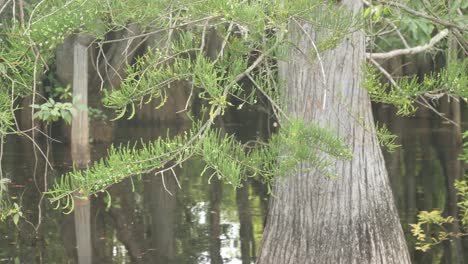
left=257, top=1, right=410, bottom=263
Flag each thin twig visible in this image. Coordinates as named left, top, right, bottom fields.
left=100, top=16, right=221, bottom=44
left=369, top=58, right=398, bottom=87
left=416, top=96, right=458, bottom=126
left=291, top=17, right=328, bottom=110
left=159, top=171, right=173, bottom=196
left=0, top=0, right=11, bottom=16
left=246, top=73, right=289, bottom=122
left=383, top=18, right=409, bottom=48
left=176, top=82, right=194, bottom=113
left=199, top=18, right=210, bottom=54
left=213, top=22, right=234, bottom=63
left=170, top=167, right=181, bottom=189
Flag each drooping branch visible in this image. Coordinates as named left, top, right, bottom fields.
left=378, top=0, right=467, bottom=32
left=367, top=29, right=448, bottom=59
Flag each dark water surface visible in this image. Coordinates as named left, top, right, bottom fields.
left=0, top=110, right=467, bottom=263
left=0, top=118, right=266, bottom=264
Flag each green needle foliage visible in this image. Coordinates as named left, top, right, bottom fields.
left=47, top=123, right=202, bottom=206
left=47, top=118, right=352, bottom=212
left=2, top=0, right=358, bottom=214
left=0, top=90, right=14, bottom=136
left=375, top=123, right=400, bottom=153
left=363, top=58, right=468, bottom=116
left=199, top=118, right=353, bottom=189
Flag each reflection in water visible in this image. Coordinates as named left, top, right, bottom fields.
left=236, top=183, right=256, bottom=264
left=143, top=164, right=178, bottom=263
left=1, top=104, right=466, bottom=263
left=375, top=103, right=467, bottom=264
left=209, top=177, right=223, bottom=264
left=74, top=196, right=92, bottom=264
left=0, top=119, right=264, bottom=263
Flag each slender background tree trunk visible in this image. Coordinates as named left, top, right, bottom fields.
left=72, top=35, right=92, bottom=264
left=257, top=1, right=410, bottom=263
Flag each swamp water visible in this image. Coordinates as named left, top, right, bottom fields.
left=0, top=110, right=466, bottom=264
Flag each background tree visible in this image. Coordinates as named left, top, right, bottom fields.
left=362, top=1, right=467, bottom=263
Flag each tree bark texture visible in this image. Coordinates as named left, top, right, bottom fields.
left=257, top=1, right=411, bottom=263
left=71, top=36, right=91, bottom=166
left=72, top=35, right=92, bottom=264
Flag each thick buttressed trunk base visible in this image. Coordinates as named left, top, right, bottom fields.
left=257, top=2, right=410, bottom=264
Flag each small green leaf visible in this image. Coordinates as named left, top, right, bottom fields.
left=13, top=213, right=19, bottom=226
left=62, top=112, right=72, bottom=124
left=363, top=8, right=371, bottom=18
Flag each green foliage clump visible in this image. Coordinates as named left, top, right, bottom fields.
left=411, top=131, right=468, bottom=252
left=0, top=178, right=22, bottom=225
left=1, top=0, right=359, bottom=214
left=47, top=118, right=352, bottom=212
left=455, top=180, right=468, bottom=227
left=0, top=30, right=36, bottom=95
left=375, top=123, right=400, bottom=153
left=274, top=119, right=353, bottom=177
left=47, top=124, right=201, bottom=212
left=410, top=210, right=456, bottom=252
left=362, top=64, right=417, bottom=116
left=29, top=0, right=103, bottom=46
left=455, top=131, right=468, bottom=227
left=0, top=200, right=22, bottom=225
left=0, top=90, right=14, bottom=136
left=363, top=59, right=468, bottom=116
left=365, top=0, right=467, bottom=50
left=200, top=118, right=353, bottom=189
left=103, top=29, right=255, bottom=120
left=31, top=98, right=77, bottom=124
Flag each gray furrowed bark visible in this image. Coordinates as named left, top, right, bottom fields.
left=257, top=1, right=411, bottom=263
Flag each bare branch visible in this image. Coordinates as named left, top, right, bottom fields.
left=415, top=96, right=458, bottom=127
left=378, top=0, right=467, bottom=32
left=176, top=82, right=194, bottom=114
left=159, top=171, right=173, bottom=196
left=383, top=18, right=409, bottom=48
left=213, top=21, right=234, bottom=63
left=369, top=58, right=398, bottom=87
left=367, top=29, right=449, bottom=59
left=451, top=29, right=468, bottom=54
left=246, top=73, right=289, bottom=122
left=0, top=0, right=11, bottom=16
